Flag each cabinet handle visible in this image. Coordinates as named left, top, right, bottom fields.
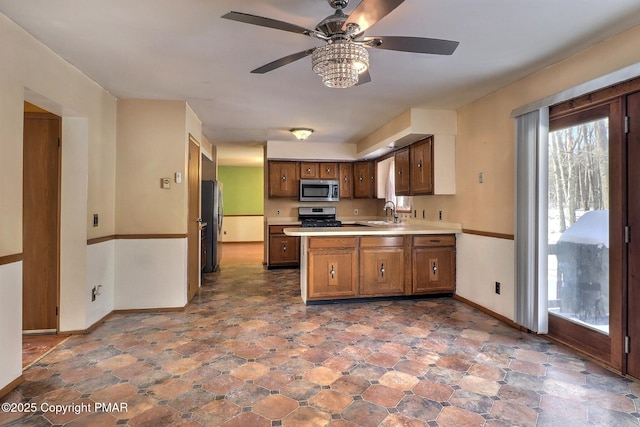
left=326, top=167, right=331, bottom=173
left=418, top=161, right=422, bottom=169
left=330, top=265, right=335, bottom=279
left=344, top=175, right=348, bottom=182
left=398, top=169, right=402, bottom=176
left=432, top=261, right=437, bottom=275
left=283, top=244, right=287, bottom=253
left=380, top=263, right=385, bottom=278
left=281, top=175, right=286, bottom=181
left=359, top=175, right=364, bottom=182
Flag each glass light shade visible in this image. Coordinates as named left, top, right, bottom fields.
left=312, top=39, right=369, bottom=88
left=290, top=128, right=314, bottom=140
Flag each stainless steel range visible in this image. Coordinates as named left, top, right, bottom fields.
left=298, top=206, right=342, bottom=228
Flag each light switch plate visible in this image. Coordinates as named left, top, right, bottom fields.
left=175, top=172, right=182, bottom=183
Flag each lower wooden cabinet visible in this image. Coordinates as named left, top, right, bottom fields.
left=268, top=225, right=300, bottom=268
left=305, top=234, right=455, bottom=301
left=412, top=235, right=456, bottom=293
left=360, top=236, right=405, bottom=296
left=308, top=237, right=358, bottom=299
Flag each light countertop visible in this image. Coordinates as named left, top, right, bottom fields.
left=283, top=219, right=461, bottom=237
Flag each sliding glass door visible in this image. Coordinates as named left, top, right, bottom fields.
left=547, top=115, right=609, bottom=334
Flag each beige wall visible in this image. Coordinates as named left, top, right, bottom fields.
left=0, top=12, right=118, bottom=389
left=116, top=99, right=200, bottom=235
left=413, top=24, right=640, bottom=235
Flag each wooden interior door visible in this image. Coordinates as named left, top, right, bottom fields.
left=626, top=91, right=640, bottom=378
left=23, top=112, right=60, bottom=332
left=187, top=136, right=201, bottom=301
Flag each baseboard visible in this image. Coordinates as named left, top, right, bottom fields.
left=113, top=305, right=186, bottom=315
left=0, top=375, right=24, bottom=399
left=453, top=294, right=527, bottom=331
left=60, top=311, right=115, bottom=335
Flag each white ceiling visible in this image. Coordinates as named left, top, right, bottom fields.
left=3, top=0, right=640, bottom=166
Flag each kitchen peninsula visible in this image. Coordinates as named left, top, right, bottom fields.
left=284, top=221, right=461, bottom=304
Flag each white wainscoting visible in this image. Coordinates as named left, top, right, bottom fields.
left=86, top=240, right=115, bottom=327
left=0, top=261, right=22, bottom=391
left=456, top=233, right=515, bottom=321
left=114, top=238, right=187, bottom=310
left=221, top=216, right=264, bottom=242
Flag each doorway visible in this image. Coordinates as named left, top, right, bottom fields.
left=22, top=108, right=61, bottom=333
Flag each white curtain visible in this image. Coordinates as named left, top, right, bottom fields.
left=514, top=108, right=549, bottom=333
left=386, top=159, right=396, bottom=203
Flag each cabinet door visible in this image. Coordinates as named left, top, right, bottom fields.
left=410, top=137, right=433, bottom=195
left=268, top=161, right=299, bottom=198
left=339, top=163, right=353, bottom=199
left=319, top=162, right=338, bottom=179
left=360, top=247, right=405, bottom=296
left=412, top=246, right=455, bottom=293
left=394, top=148, right=410, bottom=195
left=269, top=235, right=300, bottom=266
left=300, top=162, right=319, bottom=179
left=308, top=249, right=358, bottom=299
left=353, top=161, right=375, bottom=198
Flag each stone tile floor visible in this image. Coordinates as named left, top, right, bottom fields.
left=2, top=264, right=639, bottom=426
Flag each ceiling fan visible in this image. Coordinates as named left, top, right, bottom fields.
left=222, top=0, right=459, bottom=88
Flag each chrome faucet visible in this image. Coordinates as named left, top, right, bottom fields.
left=383, top=200, right=399, bottom=223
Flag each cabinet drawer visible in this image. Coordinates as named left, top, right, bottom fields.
left=270, top=224, right=297, bottom=235
left=309, top=237, right=358, bottom=249
left=413, top=235, right=455, bottom=247
left=360, top=236, right=404, bottom=248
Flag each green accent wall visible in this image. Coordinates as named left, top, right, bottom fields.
left=218, top=166, right=264, bottom=215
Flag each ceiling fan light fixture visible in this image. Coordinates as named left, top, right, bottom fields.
left=290, top=128, right=314, bottom=141
left=311, top=38, right=369, bottom=88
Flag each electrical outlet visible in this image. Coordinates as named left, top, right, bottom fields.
left=354, top=209, right=359, bottom=216
left=422, top=210, right=426, bottom=219
left=414, top=210, right=417, bottom=218
left=93, top=214, right=99, bottom=227
left=91, top=286, right=97, bottom=302
left=276, top=210, right=280, bottom=216
left=495, top=282, right=501, bottom=294
left=479, top=172, right=484, bottom=183
left=439, top=211, right=443, bottom=220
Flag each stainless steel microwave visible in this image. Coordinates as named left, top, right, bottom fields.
left=299, top=179, right=340, bottom=202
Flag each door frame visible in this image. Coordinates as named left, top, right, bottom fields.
left=187, top=134, right=201, bottom=301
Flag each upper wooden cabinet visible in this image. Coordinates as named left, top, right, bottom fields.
left=394, top=148, right=410, bottom=196
left=320, top=162, right=338, bottom=180
left=410, top=137, right=434, bottom=195
left=300, top=162, right=319, bottom=179
left=339, top=162, right=353, bottom=199
left=268, top=161, right=299, bottom=198
left=353, top=161, right=376, bottom=198
left=299, top=162, right=339, bottom=180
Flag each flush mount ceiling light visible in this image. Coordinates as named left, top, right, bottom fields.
left=222, top=0, right=459, bottom=89
left=290, top=128, right=314, bottom=141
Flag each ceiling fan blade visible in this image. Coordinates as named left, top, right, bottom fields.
left=222, top=11, right=321, bottom=37
left=356, top=69, right=372, bottom=86
left=343, top=0, right=404, bottom=33
left=364, top=36, right=459, bottom=55
left=251, top=49, right=315, bottom=74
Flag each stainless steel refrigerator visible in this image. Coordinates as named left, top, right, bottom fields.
left=201, top=180, right=223, bottom=272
